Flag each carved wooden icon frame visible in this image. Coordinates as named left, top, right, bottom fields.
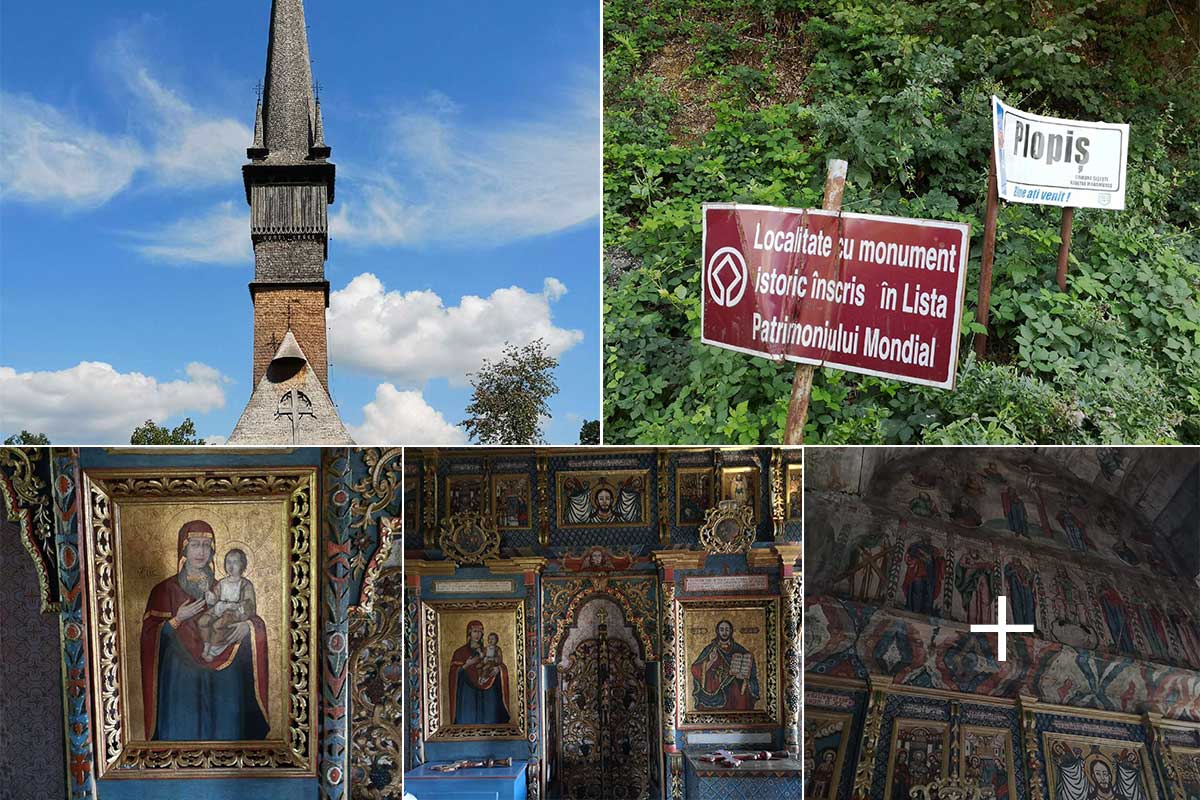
left=81, top=467, right=320, bottom=780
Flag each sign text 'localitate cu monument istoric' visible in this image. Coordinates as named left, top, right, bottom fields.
left=701, top=203, right=970, bottom=389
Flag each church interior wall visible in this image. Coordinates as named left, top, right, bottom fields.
left=397, top=447, right=802, bottom=800
left=804, top=446, right=1200, bottom=800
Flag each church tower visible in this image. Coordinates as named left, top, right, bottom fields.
left=228, top=0, right=352, bottom=444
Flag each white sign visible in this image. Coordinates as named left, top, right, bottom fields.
left=683, top=574, right=770, bottom=593
left=992, top=96, right=1128, bottom=210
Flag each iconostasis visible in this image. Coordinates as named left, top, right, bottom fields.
left=397, top=448, right=802, bottom=800
left=803, top=446, right=1200, bottom=800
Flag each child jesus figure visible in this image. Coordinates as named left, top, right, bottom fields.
left=197, top=548, right=257, bottom=661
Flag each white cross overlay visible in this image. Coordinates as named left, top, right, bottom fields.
left=970, top=595, right=1034, bottom=661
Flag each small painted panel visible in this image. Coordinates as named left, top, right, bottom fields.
left=720, top=466, right=761, bottom=523
left=804, top=710, right=852, bottom=800
left=1043, top=734, right=1159, bottom=800
left=884, top=720, right=948, bottom=800
left=492, top=473, right=532, bottom=530
left=960, top=726, right=1016, bottom=800
left=557, top=470, right=650, bottom=528
left=677, top=467, right=715, bottom=526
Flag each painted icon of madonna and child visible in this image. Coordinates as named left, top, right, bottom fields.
left=139, top=520, right=270, bottom=741
left=448, top=620, right=511, bottom=725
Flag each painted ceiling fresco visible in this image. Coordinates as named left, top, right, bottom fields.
left=808, top=447, right=1198, bottom=581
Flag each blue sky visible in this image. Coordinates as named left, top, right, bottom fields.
left=0, top=0, right=600, bottom=445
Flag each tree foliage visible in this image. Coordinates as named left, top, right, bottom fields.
left=579, top=419, right=601, bottom=444
left=461, top=340, right=560, bottom=445
left=604, top=0, right=1200, bottom=444
left=4, top=430, right=50, bottom=445
left=130, top=418, right=206, bottom=445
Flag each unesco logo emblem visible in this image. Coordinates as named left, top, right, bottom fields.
left=707, top=246, right=748, bottom=308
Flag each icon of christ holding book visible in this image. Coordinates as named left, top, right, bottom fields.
left=690, top=619, right=760, bottom=711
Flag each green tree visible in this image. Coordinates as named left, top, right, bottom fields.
left=130, top=418, right=206, bottom=445
left=578, top=419, right=601, bottom=445
left=3, top=431, right=50, bottom=445
left=461, top=339, right=559, bottom=445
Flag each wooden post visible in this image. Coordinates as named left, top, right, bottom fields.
left=1056, top=206, right=1075, bottom=291
left=783, top=158, right=847, bottom=445
left=973, top=150, right=1000, bottom=358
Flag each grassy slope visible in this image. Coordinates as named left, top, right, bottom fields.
left=603, top=0, right=1200, bottom=444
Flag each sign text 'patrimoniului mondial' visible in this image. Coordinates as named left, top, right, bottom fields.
left=701, top=203, right=970, bottom=389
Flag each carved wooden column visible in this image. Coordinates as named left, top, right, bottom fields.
left=1017, top=694, right=1047, bottom=800
left=657, top=450, right=670, bottom=546
left=770, top=448, right=785, bottom=541
left=421, top=451, right=437, bottom=534
left=488, top=557, right=549, bottom=800
left=403, top=559, right=456, bottom=771
left=653, top=550, right=705, bottom=800
left=536, top=457, right=550, bottom=548
left=852, top=675, right=892, bottom=800
left=774, top=543, right=803, bottom=756
left=1144, top=712, right=1186, bottom=800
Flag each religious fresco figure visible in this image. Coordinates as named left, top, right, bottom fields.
left=902, top=539, right=945, bottom=617
left=1004, top=559, right=1037, bottom=626
left=1057, top=507, right=1093, bottom=553
left=1169, top=608, right=1200, bottom=667
left=449, top=620, right=511, bottom=725
left=1137, top=599, right=1170, bottom=661
left=891, top=748, right=912, bottom=800
left=139, top=520, right=269, bottom=741
left=955, top=552, right=996, bottom=625
left=689, top=620, right=760, bottom=711
left=1098, top=585, right=1137, bottom=656
left=1001, top=484, right=1029, bottom=537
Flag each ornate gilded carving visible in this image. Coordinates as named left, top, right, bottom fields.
left=422, top=452, right=437, bottom=530
left=669, top=753, right=685, bottom=800
left=1143, top=714, right=1185, bottom=800
left=1017, top=695, right=1046, bottom=800
left=542, top=576, right=659, bottom=664
left=349, top=567, right=406, bottom=799
left=781, top=571, right=802, bottom=755
left=438, top=512, right=501, bottom=566
left=698, top=499, right=755, bottom=554
left=770, top=448, right=785, bottom=540
left=853, top=679, right=889, bottom=800
left=537, top=457, right=550, bottom=547
left=0, top=446, right=59, bottom=612
left=658, top=450, right=670, bottom=545
left=660, top=580, right=679, bottom=750
left=83, top=468, right=319, bottom=778
left=345, top=448, right=402, bottom=617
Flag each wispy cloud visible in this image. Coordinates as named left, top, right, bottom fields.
left=132, top=200, right=250, bottom=265
left=328, top=273, right=584, bottom=387
left=330, top=81, right=599, bottom=248
left=0, top=361, right=228, bottom=444
left=0, top=93, right=144, bottom=208
left=0, top=36, right=249, bottom=212
left=349, top=384, right=468, bottom=445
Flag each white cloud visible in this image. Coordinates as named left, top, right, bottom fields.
left=330, top=81, right=599, bottom=247
left=349, top=384, right=467, bottom=445
left=328, top=272, right=584, bottom=386
left=0, top=93, right=144, bottom=208
left=132, top=200, right=250, bottom=265
left=0, top=361, right=228, bottom=444
left=0, top=46, right=249, bottom=211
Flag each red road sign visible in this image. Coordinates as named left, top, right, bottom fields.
left=701, top=203, right=971, bottom=389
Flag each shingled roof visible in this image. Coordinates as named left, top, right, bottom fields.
left=227, top=331, right=353, bottom=444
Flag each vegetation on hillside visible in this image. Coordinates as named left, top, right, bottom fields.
left=603, top=0, right=1200, bottom=444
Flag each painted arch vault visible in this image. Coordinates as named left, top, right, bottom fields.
left=803, top=446, right=1200, bottom=800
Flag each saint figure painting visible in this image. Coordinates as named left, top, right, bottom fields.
left=689, top=619, right=760, bottom=711
left=449, top=620, right=511, bottom=725
left=140, top=520, right=270, bottom=741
